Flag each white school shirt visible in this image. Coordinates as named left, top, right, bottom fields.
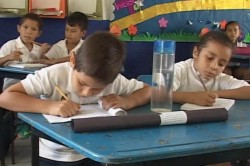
left=21, top=62, right=144, bottom=162
left=0, top=37, right=41, bottom=66
left=173, top=58, right=249, bottom=92
left=45, top=39, right=83, bottom=59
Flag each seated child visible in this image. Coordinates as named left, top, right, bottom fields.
left=38, top=12, right=88, bottom=65
left=223, top=21, right=250, bottom=80
left=0, top=32, right=151, bottom=166
left=0, top=13, right=50, bottom=90
left=173, top=31, right=250, bottom=106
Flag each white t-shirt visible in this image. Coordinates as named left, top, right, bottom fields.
left=45, top=39, right=83, bottom=59
left=21, top=62, right=144, bottom=162
left=173, top=58, right=249, bottom=92
left=0, top=37, right=41, bottom=66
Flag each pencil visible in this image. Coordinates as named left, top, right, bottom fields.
left=55, top=85, right=68, bottom=100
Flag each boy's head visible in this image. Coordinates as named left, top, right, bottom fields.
left=65, top=12, right=88, bottom=44
left=225, top=21, right=241, bottom=43
left=17, top=13, right=43, bottom=44
left=193, top=31, right=235, bottom=80
left=70, top=32, right=125, bottom=97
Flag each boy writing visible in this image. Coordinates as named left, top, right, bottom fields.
left=173, top=31, right=250, bottom=106
left=38, top=12, right=88, bottom=65
left=0, top=12, right=50, bottom=90
left=0, top=32, right=151, bottom=166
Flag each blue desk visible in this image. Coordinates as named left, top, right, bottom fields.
left=0, top=66, right=35, bottom=80
left=18, top=100, right=250, bottom=166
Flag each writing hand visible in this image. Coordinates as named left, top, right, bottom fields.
left=191, top=91, right=218, bottom=106
left=48, top=100, right=80, bottom=118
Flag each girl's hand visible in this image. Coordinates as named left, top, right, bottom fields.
left=47, top=100, right=80, bottom=118
left=101, top=94, right=130, bottom=110
left=191, top=91, right=218, bottom=106
left=7, top=50, right=22, bottom=61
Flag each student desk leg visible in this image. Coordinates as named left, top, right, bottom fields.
left=31, top=127, right=39, bottom=166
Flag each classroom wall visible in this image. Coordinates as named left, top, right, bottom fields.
left=0, top=17, right=194, bottom=79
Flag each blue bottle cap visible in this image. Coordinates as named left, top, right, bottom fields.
left=153, top=40, right=175, bottom=54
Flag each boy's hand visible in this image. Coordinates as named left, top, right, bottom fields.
left=48, top=100, right=80, bottom=118
left=7, top=50, right=22, bottom=61
left=101, top=94, right=129, bottom=110
left=39, top=43, right=51, bottom=55
left=190, top=91, right=218, bottom=106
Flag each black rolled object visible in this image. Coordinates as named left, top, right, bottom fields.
left=185, top=108, right=228, bottom=123
left=71, top=113, right=161, bottom=133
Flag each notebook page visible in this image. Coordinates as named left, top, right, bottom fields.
left=180, top=98, right=235, bottom=111
left=43, top=104, right=126, bottom=123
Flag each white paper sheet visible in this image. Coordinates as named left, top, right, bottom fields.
left=181, top=98, right=235, bottom=111
left=43, top=104, right=127, bottom=123
left=8, top=63, right=48, bottom=69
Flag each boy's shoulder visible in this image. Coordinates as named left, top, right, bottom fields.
left=1, top=38, right=18, bottom=48
left=36, top=62, right=71, bottom=79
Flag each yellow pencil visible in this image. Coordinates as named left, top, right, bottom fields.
left=55, top=85, right=68, bottom=100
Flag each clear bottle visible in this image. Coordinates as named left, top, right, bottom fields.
left=151, top=40, right=175, bottom=113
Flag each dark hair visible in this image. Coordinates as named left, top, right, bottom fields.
left=225, top=21, right=240, bottom=31
left=74, top=32, right=125, bottom=84
left=67, top=12, right=88, bottom=31
left=196, top=31, right=235, bottom=55
left=19, top=13, right=43, bottom=30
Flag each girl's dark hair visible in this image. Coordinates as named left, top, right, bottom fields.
left=225, top=21, right=240, bottom=31
left=67, top=12, right=88, bottom=31
left=196, top=31, right=235, bottom=55
left=74, top=32, right=125, bottom=85
left=19, top=13, right=43, bottom=30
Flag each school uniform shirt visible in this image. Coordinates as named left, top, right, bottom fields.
left=173, top=58, right=249, bottom=92
left=45, top=39, right=83, bottom=59
left=0, top=36, right=41, bottom=66
left=0, top=37, right=41, bottom=90
left=21, top=62, right=144, bottom=162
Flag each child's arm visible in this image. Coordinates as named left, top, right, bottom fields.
left=214, top=86, right=250, bottom=99
left=173, top=91, right=218, bottom=106
left=0, top=50, right=22, bottom=66
left=0, top=83, right=79, bottom=117
left=101, top=84, right=151, bottom=110
left=37, top=56, right=70, bottom=65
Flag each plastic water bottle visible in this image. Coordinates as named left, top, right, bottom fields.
left=151, top=40, right=175, bottom=113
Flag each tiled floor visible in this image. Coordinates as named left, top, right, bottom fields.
left=4, top=137, right=31, bottom=166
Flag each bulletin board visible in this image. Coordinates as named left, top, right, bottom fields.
left=0, top=0, right=27, bottom=15
left=110, top=0, right=250, bottom=42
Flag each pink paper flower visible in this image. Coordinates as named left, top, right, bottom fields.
left=159, top=18, right=168, bottom=28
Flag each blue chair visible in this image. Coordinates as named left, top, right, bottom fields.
left=137, top=75, right=152, bottom=85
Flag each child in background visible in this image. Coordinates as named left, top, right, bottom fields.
left=0, top=32, right=151, bottom=166
left=223, top=21, right=250, bottom=80
left=38, top=12, right=88, bottom=65
left=0, top=13, right=50, bottom=90
left=173, top=31, right=250, bottom=106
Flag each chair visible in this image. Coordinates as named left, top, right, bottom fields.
left=137, top=75, right=152, bottom=85
left=0, top=108, right=15, bottom=166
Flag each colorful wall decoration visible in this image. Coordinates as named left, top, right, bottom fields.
left=110, top=0, right=250, bottom=42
